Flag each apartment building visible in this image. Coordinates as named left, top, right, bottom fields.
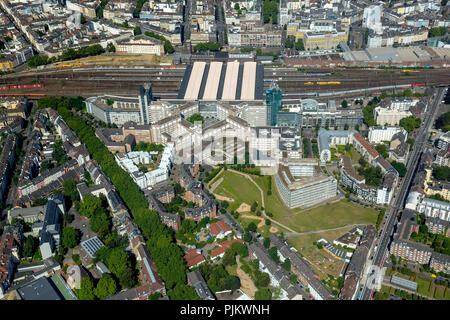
left=116, top=35, right=165, bottom=56
left=275, top=163, right=337, bottom=209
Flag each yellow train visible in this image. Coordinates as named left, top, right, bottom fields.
left=304, top=82, right=314, bottom=85
left=401, top=69, right=420, bottom=73
left=316, top=81, right=341, bottom=85
left=55, top=63, right=83, bottom=69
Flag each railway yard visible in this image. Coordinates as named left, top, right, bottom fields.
left=1, top=65, right=449, bottom=99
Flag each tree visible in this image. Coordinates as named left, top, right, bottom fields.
left=265, top=219, right=271, bottom=226
left=435, top=111, right=450, bottom=132
left=78, top=194, right=102, bottom=218
left=250, top=201, right=258, bottom=212
left=255, top=289, right=272, bottom=300
left=134, top=26, right=142, bottom=36
left=263, top=238, right=270, bottom=249
left=78, top=277, right=95, bottom=300
left=23, top=236, right=37, bottom=258
left=168, top=284, right=200, bottom=300
left=63, top=211, right=74, bottom=225
left=344, top=123, right=349, bottom=130
left=94, top=274, right=117, bottom=299
left=432, top=166, right=450, bottom=181
left=234, top=3, right=240, bottom=10
left=106, top=42, right=116, bottom=53
left=391, top=161, right=407, bottom=177
left=63, top=179, right=80, bottom=202
left=285, top=35, right=295, bottom=48
left=375, top=144, right=388, bottom=158
left=295, top=38, right=304, bottom=51
left=193, top=42, right=221, bottom=52
left=428, top=27, right=448, bottom=38
left=254, top=270, right=270, bottom=287
left=40, top=160, right=53, bottom=171
left=341, top=100, right=348, bottom=108
left=187, top=113, right=204, bottom=124
left=27, top=55, right=49, bottom=67
left=263, top=0, right=278, bottom=24
left=231, top=242, right=248, bottom=257
left=281, top=258, right=291, bottom=271
left=52, top=140, right=70, bottom=165
left=62, top=227, right=80, bottom=248
left=247, top=222, right=257, bottom=233
left=399, top=115, right=421, bottom=133
left=90, top=211, right=111, bottom=239
left=222, top=249, right=237, bottom=266
left=144, top=31, right=174, bottom=53
left=268, top=247, right=279, bottom=263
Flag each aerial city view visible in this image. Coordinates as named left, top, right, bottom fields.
left=0, top=0, right=449, bottom=306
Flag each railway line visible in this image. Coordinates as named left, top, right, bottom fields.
left=1, top=65, right=449, bottom=98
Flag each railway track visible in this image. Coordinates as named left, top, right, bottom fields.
left=2, top=66, right=449, bottom=98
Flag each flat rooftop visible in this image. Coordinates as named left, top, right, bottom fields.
left=178, top=61, right=264, bottom=101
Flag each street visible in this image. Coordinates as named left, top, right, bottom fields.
left=360, top=86, right=446, bottom=300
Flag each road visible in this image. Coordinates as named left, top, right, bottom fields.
left=360, top=86, right=446, bottom=300
left=215, top=0, right=226, bottom=45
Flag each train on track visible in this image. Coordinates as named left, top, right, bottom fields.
left=0, top=84, right=44, bottom=90
left=0, top=93, right=46, bottom=97
left=305, top=72, right=332, bottom=76
left=303, top=81, right=341, bottom=85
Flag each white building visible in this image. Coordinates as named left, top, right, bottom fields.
left=116, top=35, right=165, bottom=56
left=115, top=143, right=175, bottom=190
left=363, top=5, right=382, bottom=34
left=368, top=126, right=407, bottom=144
left=374, top=107, right=413, bottom=126
left=417, top=198, right=450, bottom=222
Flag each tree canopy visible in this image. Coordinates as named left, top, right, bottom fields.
left=38, top=96, right=194, bottom=298
left=63, top=179, right=80, bottom=202
left=263, top=0, right=278, bottom=24
left=433, top=166, right=450, bottom=181
left=435, top=111, right=450, bottom=132
left=255, top=289, right=272, bottom=300
left=94, top=274, right=117, bottom=299
left=193, top=42, right=221, bottom=52
left=391, top=161, right=407, bottom=177
left=62, top=227, right=80, bottom=248
left=399, top=115, right=421, bottom=133
left=78, top=277, right=95, bottom=300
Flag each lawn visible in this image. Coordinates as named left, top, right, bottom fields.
left=225, top=264, right=238, bottom=277
left=238, top=216, right=262, bottom=230
left=445, top=287, right=450, bottom=300
left=214, top=171, right=261, bottom=211
left=434, top=285, right=446, bottom=300
left=286, top=227, right=353, bottom=280
left=282, top=201, right=378, bottom=233
left=381, top=285, right=394, bottom=295
left=253, top=175, right=378, bottom=233
left=335, top=144, right=360, bottom=161
left=415, top=276, right=432, bottom=297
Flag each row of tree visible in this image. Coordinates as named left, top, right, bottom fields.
left=144, top=32, right=174, bottom=53
left=28, top=44, right=109, bottom=67
left=193, top=42, right=221, bottom=52
left=36, top=97, right=198, bottom=299
left=284, top=36, right=305, bottom=51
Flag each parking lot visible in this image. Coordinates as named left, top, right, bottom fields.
left=65, top=207, right=98, bottom=267
left=69, top=207, right=96, bottom=242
